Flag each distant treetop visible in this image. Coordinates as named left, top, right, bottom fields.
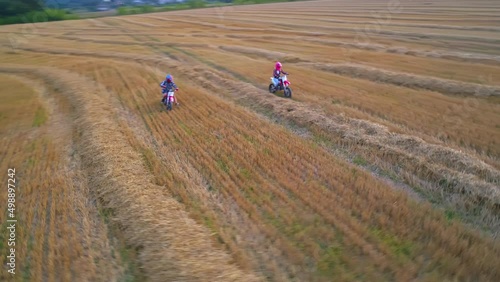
left=0, top=0, right=44, bottom=17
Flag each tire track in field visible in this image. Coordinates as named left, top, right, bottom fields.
left=0, top=64, right=262, bottom=282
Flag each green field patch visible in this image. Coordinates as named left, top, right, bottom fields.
left=317, top=244, right=344, bottom=276
left=119, top=244, right=145, bottom=282
left=216, top=158, right=229, bottom=174
left=370, top=228, right=413, bottom=259
left=178, top=121, right=193, bottom=136
left=353, top=155, right=368, bottom=166
left=445, top=209, right=457, bottom=222
left=242, top=133, right=256, bottom=145
left=139, top=147, right=155, bottom=174
left=239, top=168, right=252, bottom=180
left=32, top=106, right=48, bottom=127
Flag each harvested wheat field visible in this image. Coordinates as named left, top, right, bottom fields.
left=1, top=0, right=499, bottom=281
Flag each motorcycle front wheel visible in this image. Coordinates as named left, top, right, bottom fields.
left=284, top=87, right=292, bottom=98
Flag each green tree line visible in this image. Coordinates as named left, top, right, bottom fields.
left=1, top=0, right=303, bottom=25
left=0, top=0, right=79, bottom=25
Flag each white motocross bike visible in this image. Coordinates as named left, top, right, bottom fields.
left=162, top=89, right=177, bottom=111
left=269, top=74, right=292, bottom=98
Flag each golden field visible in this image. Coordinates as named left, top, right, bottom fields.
left=0, top=0, right=499, bottom=281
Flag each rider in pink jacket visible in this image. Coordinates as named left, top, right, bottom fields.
left=272, top=61, right=288, bottom=87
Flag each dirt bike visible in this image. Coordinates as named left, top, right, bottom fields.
left=162, top=89, right=178, bottom=111
left=269, top=74, right=292, bottom=98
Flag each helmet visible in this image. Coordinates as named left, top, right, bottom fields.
left=166, top=74, right=173, bottom=82
left=275, top=62, right=282, bottom=70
